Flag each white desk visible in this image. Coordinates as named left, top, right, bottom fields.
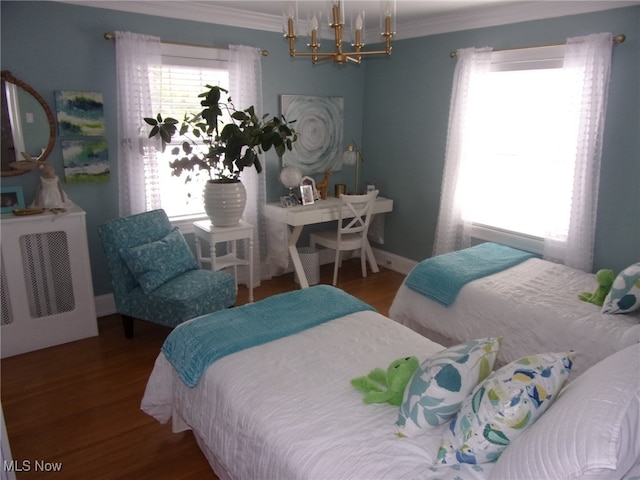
left=193, top=220, right=254, bottom=302
left=265, top=197, right=393, bottom=288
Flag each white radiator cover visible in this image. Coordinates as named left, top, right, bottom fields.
left=0, top=206, right=98, bottom=358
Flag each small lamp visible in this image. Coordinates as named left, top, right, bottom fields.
left=342, top=143, right=363, bottom=194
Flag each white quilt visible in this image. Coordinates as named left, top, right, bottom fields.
left=390, top=258, right=640, bottom=379
left=141, top=310, right=494, bottom=480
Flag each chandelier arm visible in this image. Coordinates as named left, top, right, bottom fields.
left=290, top=51, right=343, bottom=58
left=290, top=47, right=391, bottom=57
left=346, top=49, right=391, bottom=57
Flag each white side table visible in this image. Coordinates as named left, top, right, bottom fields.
left=193, top=219, right=254, bottom=302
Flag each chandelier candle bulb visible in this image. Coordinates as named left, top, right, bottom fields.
left=353, top=12, right=365, bottom=47
left=308, top=13, right=320, bottom=48
left=283, top=2, right=297, bottom=35
left=381, top=0, right=396, bottom=35
left=330, top=0, right=344, bottom=27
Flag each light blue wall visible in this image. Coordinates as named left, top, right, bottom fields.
left=363, top=6, right=640, bottom=273
left=2, top=2, right=638, bottom=299
left=1, top=1, right=366, bottom=296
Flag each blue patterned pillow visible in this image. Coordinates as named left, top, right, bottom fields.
left=120, top=228, right=198, bottom=294
left=396, top=337, right=502, bottom=437
left=436, top=351, right=574, bottom=465
left=602, top=262, right=640, bottom=314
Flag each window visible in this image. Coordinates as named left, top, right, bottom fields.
left=459, top=47, right=580, bottom=251
left=436, top=35, right=611, bottom=269
left=155, top=44, right=229, bottom=220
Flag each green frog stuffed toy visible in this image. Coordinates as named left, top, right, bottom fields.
left=579, top=268, right=615, bottom=306
left=351, top=356, right=420, bottom=406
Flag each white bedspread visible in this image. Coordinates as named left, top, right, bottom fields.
left=141, top=310, right=494, bottom=480
left=390, top=258, right=640, bottom=379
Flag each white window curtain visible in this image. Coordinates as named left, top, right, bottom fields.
left=542, top=33, right=613, bottom=271
left=434, top=34, right=613, bottom=272
left=114, top=31, right=162, bottom=217
left=229, top=45, right=275, bottom=284
left=433, top=47, right=493, bottom=256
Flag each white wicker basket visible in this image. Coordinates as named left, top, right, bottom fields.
left=293, top=247, right=320, bottom=285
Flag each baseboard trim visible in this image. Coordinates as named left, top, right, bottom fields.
left=95, top=294, right=116, bottom=318
left=372, top=248, right=417, bottom=276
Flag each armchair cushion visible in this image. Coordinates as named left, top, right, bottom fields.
left=120, top=227, right=198, bottom=294
left=122, top=269, right=237, bottom=328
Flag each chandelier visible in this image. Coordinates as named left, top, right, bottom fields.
left=283, top=1, right=396, bottom=65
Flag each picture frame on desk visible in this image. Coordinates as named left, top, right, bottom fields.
left=300, top=184, right=315, bottom=206
left=301, top=176, right=320, bottom=200
left=1, top=186, right=25, bottom=213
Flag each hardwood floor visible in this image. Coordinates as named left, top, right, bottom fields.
left=1, top=261, right=405, bottom=479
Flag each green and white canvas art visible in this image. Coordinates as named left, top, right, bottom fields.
left=55, top=91, right=105, bottom=137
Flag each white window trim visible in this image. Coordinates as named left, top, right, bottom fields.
left=471, top=223, right=544, bottom=255
left=490, top=45, right=564, bottom=71
left=161, top=43, right=229, bottom=67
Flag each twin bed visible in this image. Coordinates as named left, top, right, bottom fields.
left=141, top=245, right=640, bottom=479
left=390, top=243, right=640, bottom=379
left=142, top=287, right=491, bottom=480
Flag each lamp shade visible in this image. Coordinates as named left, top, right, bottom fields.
left=342, top=146, right=357, bottom=166
left=279, top=165, right=303, bottom=188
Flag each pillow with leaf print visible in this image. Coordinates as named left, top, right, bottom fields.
left=395, top=337, right=502, bottom=437
left=436, top=351, right=575, bottom=465
left=602, top=263, right=640, bottom=314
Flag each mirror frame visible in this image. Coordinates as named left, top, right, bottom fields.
left=1, top=70, right=56, bottom=177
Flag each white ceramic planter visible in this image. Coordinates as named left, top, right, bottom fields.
left=203, top=181, right=247, bottom=226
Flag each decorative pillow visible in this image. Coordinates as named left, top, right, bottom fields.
left=492, top=344, right=640, bottom=480
left=436, top=351, right=575, bottom=465
left=602, top=263, right=640, bottom=314
left=396, top=337, right=502, bottom=437
left=120, top=228, right=198, bottom=294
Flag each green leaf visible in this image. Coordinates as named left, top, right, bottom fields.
left=478, top=358, right=491, bottom=383
left=159, top=127, right=172, bottom=144
left=231, top=111, right=248, bottom=121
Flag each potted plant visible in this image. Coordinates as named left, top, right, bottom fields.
left=145, top=85, right=297, bottom=226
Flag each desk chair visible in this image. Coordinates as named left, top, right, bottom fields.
left=310, top=190, right=379, bottom=286
left=98, top=209, right=236, bottom=338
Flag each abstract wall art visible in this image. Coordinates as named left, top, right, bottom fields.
left=55, top=91, right=105, bottom=137
left=281, top=95, right=343, bottom=174
left=61, top=139, right=110, bottom=183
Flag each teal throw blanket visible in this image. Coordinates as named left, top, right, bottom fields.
left=405, top=243, right=535, bottom=306
left=162, top=285, right=375, bottom=387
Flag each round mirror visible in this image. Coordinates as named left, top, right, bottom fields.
left=1, top=70, right=56, bottom=177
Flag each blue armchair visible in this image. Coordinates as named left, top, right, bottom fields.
left=98, top=209, right=236, bottom=338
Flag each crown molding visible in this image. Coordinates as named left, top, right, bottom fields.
left=56, top=1, right=284, bottom=32
left=57, top=1, right=638, bottom=40
left=393, top=1, right=639, bottom=40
